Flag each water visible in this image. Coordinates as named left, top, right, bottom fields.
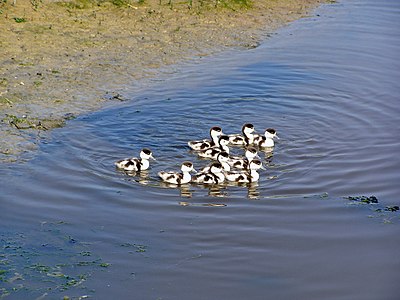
left=1, top=0, right=399, bottom=299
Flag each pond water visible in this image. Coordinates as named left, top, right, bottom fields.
left=1, top=0, right=399, bottom=299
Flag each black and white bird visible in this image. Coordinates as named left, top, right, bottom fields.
left=198, top=151, right=231, bottom=173
left=158, top=161, right=197, bottom=185
left=115, top=148, right=155, bottom=172
left=225, top=159, right=264, bottom=183
left=188, top=126, right=223, bottom=151
left=228, top=123, right=256, bottom=146
left=253, top=128, right=279, bottom=147
left=192, top=162, right=225, bottom=184
left=197, top=135, right=230, bottom=159
left=228, top=147, right=259, bottom=170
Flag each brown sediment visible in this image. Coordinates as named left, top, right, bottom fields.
left=0, top=0, right=324, bottom=162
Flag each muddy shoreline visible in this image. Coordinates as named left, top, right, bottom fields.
left=0, top=0, right=324, bottom=162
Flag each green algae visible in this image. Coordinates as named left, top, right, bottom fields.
left=344, top=195, right=379, bottom=204
left=120, top=242, right=148, bottom=253
left=0, top=222, right=110, bottom=299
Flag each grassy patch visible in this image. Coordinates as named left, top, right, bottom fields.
left=57, top=0, right=96, bottom=9
left=3, top=114, right=46, bottom=130
left=13, top=17, right=27, bottom=23
left=57, top=0, right=141, bottom=9
left=0, top=97, right=13, bottom=107
left=26, top=24, right=52, bottom=34
left=218, top=0, right=252, bottom=9
left=57, top=0, right=251, bottom=10
left=31, top=0, right=43, bottom=10
left=109, top=0, right=133, bottom=7
left=2, top=114, right=69, bottom=130
left=0, top=77, right=7, bottom=87
left=33, top=80, right=42, bottom=87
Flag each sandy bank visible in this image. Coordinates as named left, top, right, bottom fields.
left=0, top=0, right=324, bottom=162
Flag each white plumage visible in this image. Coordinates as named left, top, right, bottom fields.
left=158, top=161, right=196, bottom=185
left=228, top=123, right=255, bottom=146
left=199, top=151, right=231, bottom=173
left=225, top=159, right=264, bottom=183
left=253, top=128, right=279, bottom=147
left=115, top=148, right=155, bottom=171
left=228, top=147, right=259, bottom=170
left=192, top=162, right=225, bottom=184
left=197, top=135, right=230, bottom=159
left=188, top=126, right=223, bottom=151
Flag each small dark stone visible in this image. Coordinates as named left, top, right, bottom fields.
left=359, top=195, right=378, bottom=204
left=63, top=113, right=76, bottom=120
left=385, top=206, right=399, bottom=212
left=110, top=93, right=125, bottom=101
left=345, top=195, right=379, bottom=204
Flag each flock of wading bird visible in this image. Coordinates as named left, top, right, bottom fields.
left=115, top=123, right=279, bottom=186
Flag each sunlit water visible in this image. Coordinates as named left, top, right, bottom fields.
left=1, top=0, right=399, bottom=299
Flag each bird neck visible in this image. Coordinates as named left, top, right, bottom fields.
left=140, top=158, right=149, bottom=170
left=182, top=171, right=191, bottom=183
left=244, top=132, right=254, bottom=145
left=219, top=143, right=229, bottom=153
left=249, top=170, right=259, bottom=181
left=263, top=138, right=274, bottom=147
left=210, top=171, right=224, bottom=183
left=211, top=134, right=220, bottom=145
left=221, top=161, right=230, bottom=171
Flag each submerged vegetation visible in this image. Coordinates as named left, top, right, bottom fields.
left=345, top=195, right=379, bottom=204
left=344, top=195, right=399, bottom=224
left=0, top=222, right=109, bottom=299
left=0, top=221, right=151, bottom=298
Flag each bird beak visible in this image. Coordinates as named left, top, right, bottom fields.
left=260, top=164, right=266, bottom=170
left=255, top=154, right=261, bottom=159
left=275, top=134, right=280, bottom=140
left=150, top=155, right=156, bottom=161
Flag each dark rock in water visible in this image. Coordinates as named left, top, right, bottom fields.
left=345, top=195, right=379, bottom=204
left=385, top=205, right=399, bottom=212
left=106, top=91, right=126, bottom=101
left=63, top=113, right=76, bottom=120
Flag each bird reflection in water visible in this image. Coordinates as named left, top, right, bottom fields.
left=125, top=170, right=152, bottom=185
left=262, top=148, right=274, bottom=162
left=207, top=184, right=228, bottom=198
left=125, top=170, right=194, bottom=198
left=204, top=182, right=258, bottom=199
left=225, top=181, right=260, bottom=200
left=123, top=170, right=260, bottom=200
left=247, top=182, right=260, bottom=199
left=159, top=182, right=193, bottom=198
